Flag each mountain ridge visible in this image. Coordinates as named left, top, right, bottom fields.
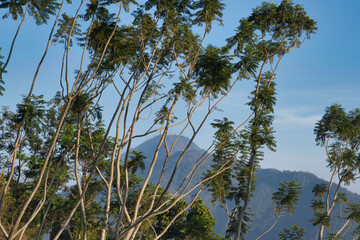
left=133, top=135, right=360, bottom=239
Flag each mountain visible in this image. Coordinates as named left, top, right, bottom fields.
left=133, top=135, right=211, bottom=193
left=240, top=168, right=360, bottom=240
left=133, top=135, right=360, bottom=239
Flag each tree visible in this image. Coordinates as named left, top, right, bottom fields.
left=184, top=199, right=217, bottom=240
left=154, top=199, right=188, bottom=240
left=0, top=0, right=316, bottom=239
left=313, top=104, right=360, bottom=240
left=256, top=180, right=302, bottom=240
left=201, top=1, right=316, bottom=239
left=232, top=75, right=277, bottom=240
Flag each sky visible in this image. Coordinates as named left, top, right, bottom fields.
left=1, top=1, right=360, bottom=194
left=213, top=0, right=360, bottom=194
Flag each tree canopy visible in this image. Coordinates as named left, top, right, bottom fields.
left=0, top=0, right=322, bottom=239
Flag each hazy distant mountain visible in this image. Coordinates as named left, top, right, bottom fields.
left=133, top=135, right=211, bottom=193
left=238, top=168, right=360, bottom=240
left=133, top=135, right=360, bottom=240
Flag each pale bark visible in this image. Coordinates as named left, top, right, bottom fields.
left=256, top=213, right=281, bottom=240
left=8, top=98, right=73, bottom=240
left=75, top=118, right=87, bottom=240
left=235, top=151, right=256, bottom=240
left=1, top=3, right=30, bottom=72
left=334, top=218, right=351, bottom=239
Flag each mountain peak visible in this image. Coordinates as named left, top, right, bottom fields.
left=135, top=135, right=203, bottom=156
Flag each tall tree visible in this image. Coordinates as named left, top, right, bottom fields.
left=218, top=1, right=316, bottom=238
left=313, top=104, right=360, bottom=240
left=232, top=76, right=277, bottom=240
left=200, top=1, right=316, bottom=238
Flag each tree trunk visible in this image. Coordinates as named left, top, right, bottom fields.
left=235, top=150, right=256, bottom=240
left=319, top=225, right=324, bottom=240
left=256, top=213, right=281, bottom=240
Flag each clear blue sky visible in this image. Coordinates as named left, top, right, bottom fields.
left=1, top=1, right=359, bottom=193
